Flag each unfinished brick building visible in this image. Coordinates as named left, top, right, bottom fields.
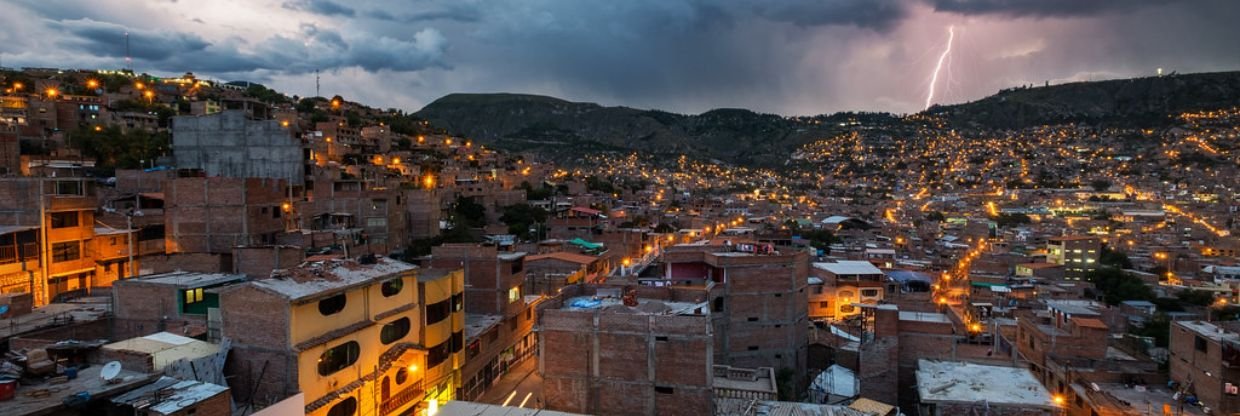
left=163, top=176, right=290, bottom=255
left=662, top=242, right=810, bottom=388
left=537, top=284, right=713, bottom=416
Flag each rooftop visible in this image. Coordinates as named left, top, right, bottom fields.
left=252, top=256, right=416, bottom=302
left=1046, top=299, right=1104, bottom=317
left=560, top=294, right=707, bottom=316
left=439, top=400, right=587, bottom=415
left=1176, top=320, right=1240, bottom=343
left=4, top=364, right=156, bottom=416
left=915, top=360, right=1054, bottom=409
left=525, top=251, right=599, bottom=265
left=712, top=365, right=777, bottom=395
left=110, top=376, right=229, bottom=415
left=714, top=398, right=867, bottom=416
left=102, top=332, right=220, bottom=372
left=127, top=271, right=246, bottom=289
left=465, top=314, right=503, bottom=341
left=813, top=261, right=883, bottom=276
left=900, top=311, right=951, bottom=324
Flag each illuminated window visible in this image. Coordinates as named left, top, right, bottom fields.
left=508, top=286, right=521, bottom=303
left=184, top=288, right=204, bottom=304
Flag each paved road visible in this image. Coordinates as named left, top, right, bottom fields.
left=476, top=358, right=544, bottom=409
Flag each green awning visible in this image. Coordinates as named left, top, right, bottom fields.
left=970, top=281, right=1008, bottom=288
left=568, top=238, right=603, bottom=250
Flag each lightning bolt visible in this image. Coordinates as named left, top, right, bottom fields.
left=924, top=25, right=955, bottom=110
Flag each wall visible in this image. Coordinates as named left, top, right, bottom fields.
left=172, top=111, right=303, bottom=183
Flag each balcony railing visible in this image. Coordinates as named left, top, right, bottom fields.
left=380, top=384, right=425, bottom=415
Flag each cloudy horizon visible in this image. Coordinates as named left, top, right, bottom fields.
left=2, top=0, right=1237, bottom=116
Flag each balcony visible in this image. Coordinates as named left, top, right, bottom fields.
left=380, top=384, right=425, bottom=415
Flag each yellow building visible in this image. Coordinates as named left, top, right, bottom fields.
left=219, top=256, right=464, bottom=416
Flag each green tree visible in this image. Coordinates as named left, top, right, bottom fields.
left=1085, top=267, right=1154, bottom=305
left=499, top=204, right=548, bottom=240
left=69, top=126, right=169, bottom=170
left=452, top=196, right=487, bottom=228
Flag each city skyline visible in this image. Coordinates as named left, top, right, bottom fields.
left=2, top=0, right=1238, bottom=115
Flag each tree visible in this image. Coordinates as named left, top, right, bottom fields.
left=451, top=196, right=486, bottom=229
left=1177, top=289, right=1215, bottom=307
left=1085, top=267, right=1154, bottom=305
left=69, top=126, right=169, bottom=171
left=499, top=204, right=548, bottom=240
left=1098, top=245, right=1133, bottom=269
left=1090, top=179, right=1112, bottom=192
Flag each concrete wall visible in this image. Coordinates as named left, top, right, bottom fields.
left=172, top=110, right=303, bottom=183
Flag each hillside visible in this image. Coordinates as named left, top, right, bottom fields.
left=414, top=93, right=852, bottom=166
left=928, top=71, right=1240, bottom=128
left=415, top=71, right=1240, bottom=166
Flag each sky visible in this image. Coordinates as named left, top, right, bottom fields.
left=1, top=0, right=1237, bottom=116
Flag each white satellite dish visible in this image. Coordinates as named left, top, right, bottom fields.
left=101, top=361, right=122, bottom=382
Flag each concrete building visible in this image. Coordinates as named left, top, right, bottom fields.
left=915, top=360, right=1057, bottom=415
left=172, top=110, right=304, bottom=184
left=537, top=284, right=714, bottom=416
left=810, top=260, right=887, bottom=321
left=1047, top=236, right=1101, bottom=280
left=218, top=257, right=464, bottom=415
left=1168, top=320, right=1240, bottom=415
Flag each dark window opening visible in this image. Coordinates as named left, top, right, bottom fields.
left=426, top=298, right=451, bottom=325
left=381, top=278, right=403, bottom=297
left=381, top=317, right=411, bottom=344
left=326, top=397, right=357, bottom=416
left=655, top=386, right=674, bottom=394
left=50, top=212, right=78, bottom=228
left=318, top=294, right=347, bottom=315
left=318, top=341, right=360, bottom=375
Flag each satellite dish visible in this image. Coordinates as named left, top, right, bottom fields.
left=101, top=361, right=122, bottom=382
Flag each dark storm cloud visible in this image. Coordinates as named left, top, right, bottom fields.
left=927, top=0, right=1180, bottom=17
left=50, top=19, right=210, bottom=60
left=282, top=0, right=356, bottom=17
left=749, top=0, right=910, bottom=31
left=41, top=15, right=446, bottom=76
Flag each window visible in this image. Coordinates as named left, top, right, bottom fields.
left=326, top=397, right=357, bottom=416
left=366, top=217, right=387, bottom=228
left=655, top=386, right=674, bottom=394
left=452, top=293, right=463, bottom=312
left=656, top=336, right=669, bottom=342
left=838, top=290, right=855, bottom=299
left=50, top=212, right=78, bottom=228
left=747, top=346, right=759, bottom=351
left=272, top=207, right=282, bottom=219
left=184, top=288, right=204, bottom=304
left=318, top=341, right=360, bottom=375
left=1196, top=336, right=1208, bottom=352
left=53, top=181, right=82, bottom=196
left=861, top=289, right=880, bottom=297
left=508, top=286, right=521, bottom=303
left=318, top=294, right=347, bottom=315
left=747, top=317, right=758, bottom=322
left=381, top=278, right=403, bottom=297
left=426, top=299, right=451, bottom=325
left=713, top=298, right=724, bottom=312
left=818, top=301, right=830, bottom=309
left=395, top=367, right=408, bottom=385
left=510, top=258, right=524, bottom=274
left=52, top=241, right=81, bottom=263
left=840, top=305, right=856, bottom=313
left=813, top=286, right=823, bottom=294
left=381, top=317, right=411, bottom=344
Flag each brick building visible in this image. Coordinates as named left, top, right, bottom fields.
left=1169, top=320, right=1240, bottom=415
left=662, top=243, right=810, bottom=388
left=537, top=284, right=714, bottom=415
left=163, top=176, right=290, bottom=255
